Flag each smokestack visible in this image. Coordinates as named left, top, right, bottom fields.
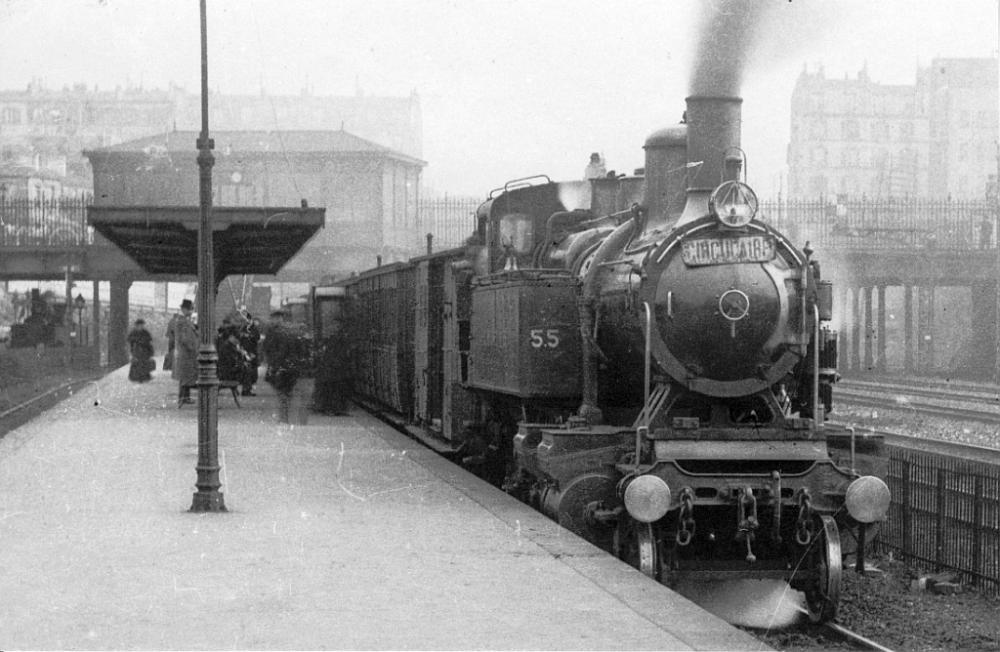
left=676, top=95, right=742, bottom=226
left=642, top=124, right=687, bottom=232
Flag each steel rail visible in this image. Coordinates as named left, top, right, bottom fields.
left=789, top=606, right=897, bottom=651
left=835, top=387, right=1000, bottom=424
left=824, top=621, right=896, bottom=652
left=840, top=379, right=1000, bottom=403
left=0, top=375, right=103, bottom=421
left=827, top=420, right=1000, bottom=464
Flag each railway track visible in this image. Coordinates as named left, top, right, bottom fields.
left=838, top=377, right=1000, bottom=425
left=820, top=619, right=896, bottom=652
left=0, top=374, right=104, bottom=438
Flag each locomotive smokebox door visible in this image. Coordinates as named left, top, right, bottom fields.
left=469, top=271, right=582, bottom=399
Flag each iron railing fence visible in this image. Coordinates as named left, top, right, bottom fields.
left=2, top=194, right=997, bottom=254
left=762, top=197, right=997, bottom=251
left=0, top=197, right=94, bottom=246
left=417, top=196, right=480, bottom=250
left=879, top=446, right=1000, bottom=596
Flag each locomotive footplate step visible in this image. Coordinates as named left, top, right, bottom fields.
left=0, top=363, right=767, bottom=651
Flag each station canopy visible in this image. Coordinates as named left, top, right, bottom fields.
left=87, top=206, right=325, bottom=276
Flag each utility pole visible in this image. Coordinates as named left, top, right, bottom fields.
left=994, top=140, right=1000, bottom=384
left=994, top=0, right=1000, bottom=384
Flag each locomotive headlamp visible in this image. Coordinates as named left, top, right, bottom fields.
left=845, top=475, right=891, bottom=523
left=709, top=180, right=759, bottom=228
left=623, top=475, right=671, bottom=523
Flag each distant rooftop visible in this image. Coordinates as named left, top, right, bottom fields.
left=85, top=129, right=425, bottom=166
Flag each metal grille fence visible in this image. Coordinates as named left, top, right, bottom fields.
left=0, top=197, right=94, bottom=246
left=3, top=194, right=997, bottom=254
left=762, top=197, right=997, bottom=251
left=418, top=196, right=479, bottom=249
left=880, top=446, right=1000, bottom=595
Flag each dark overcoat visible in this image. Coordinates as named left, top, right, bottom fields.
left=171, top=315, right=199, bottom=387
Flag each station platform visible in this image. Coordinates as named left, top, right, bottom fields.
left=0, top=363, right=768, bottom=650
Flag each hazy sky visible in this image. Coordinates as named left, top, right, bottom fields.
left=1, top=0, right=997, bottom=197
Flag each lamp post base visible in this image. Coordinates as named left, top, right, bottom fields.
left=190, top=490, right=227, bottom=512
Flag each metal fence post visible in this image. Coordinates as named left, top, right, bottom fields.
left=935, top=467, right=946, bottom=572
left=902, top=457, right=912, bottom=560
left=973, top=475, right=983, bottom=590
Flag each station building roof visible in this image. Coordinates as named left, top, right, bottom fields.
left=86, top=129, right=425, bottom=167
left=86, top=205, right=324, bottom=276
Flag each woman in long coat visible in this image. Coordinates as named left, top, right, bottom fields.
left=172, top=300, right=199, bottom=404
left=127, top=319, right=154, bottom=383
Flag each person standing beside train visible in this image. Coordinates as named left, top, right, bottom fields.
left=215, top=318, right=248, bottom=385
left=313, top=322, right=352, bottom=416
left=172, top=299, right=198, bottom=405
left=238, top=314, right=261, bottom=396
left=127, top=319, right=154, bottom=383
left=163, top=303, right=184, bottom=372
left=262, top=309, right=310, bottom=423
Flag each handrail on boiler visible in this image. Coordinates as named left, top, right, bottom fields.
left=637, top=301, right=652, bottom=469
left=488, top=174, right=552, bottom=199
left=813, top=303, right=822, bottom=429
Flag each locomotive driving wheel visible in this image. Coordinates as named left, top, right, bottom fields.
left=804, top=515, right=843, bottom=623
left=614, top=519, right=660, bottom=581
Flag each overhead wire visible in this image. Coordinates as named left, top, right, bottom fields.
left=242, top=1, right=310, bottom=303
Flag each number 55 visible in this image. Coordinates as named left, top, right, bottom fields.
left=529, top=329, right=560, bottom=348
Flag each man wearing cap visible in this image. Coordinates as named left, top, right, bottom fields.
left=172, top=299, right=198, bottom=405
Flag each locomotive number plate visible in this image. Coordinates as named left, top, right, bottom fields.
left=681, top=235, right=776, bottom=266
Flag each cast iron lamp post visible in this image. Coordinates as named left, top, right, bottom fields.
left=190, top=0, right=225, bottom=512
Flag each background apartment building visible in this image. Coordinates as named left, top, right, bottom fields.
left=787, top=58, right=998, bottom=200
left=0, top=80, right=422, bottom=199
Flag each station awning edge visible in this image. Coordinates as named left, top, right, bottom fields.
left=86, top=205, right=325, bottom=276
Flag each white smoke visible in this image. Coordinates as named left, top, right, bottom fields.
left=674, top=578, right=805, bottom=629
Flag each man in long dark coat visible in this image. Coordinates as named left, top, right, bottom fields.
left=172, top=299, right=198, bottom=405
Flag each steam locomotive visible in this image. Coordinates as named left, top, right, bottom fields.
left=317, top=94, right=890, bottom=623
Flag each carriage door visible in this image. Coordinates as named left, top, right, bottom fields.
left=414, top=261, right=430, bottom=425
left=414, top=258, right=445, bottom=433
left=442, top=260, right=475, bottom=441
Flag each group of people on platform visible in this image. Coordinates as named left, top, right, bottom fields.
left=126, top=299, right=348, bottom=423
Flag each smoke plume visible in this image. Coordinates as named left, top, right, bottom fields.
left=690, top=0, right=775, bottom=96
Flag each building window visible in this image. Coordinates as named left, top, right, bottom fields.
left=840, top=148, right=860, bottom=167
left=808, top=175, right=827, bottom=195
left=1, top=107, right=21, bottom=124
left=842, top=120, right=860, bottom=140
left=873, top=120, right=889, bottom=141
